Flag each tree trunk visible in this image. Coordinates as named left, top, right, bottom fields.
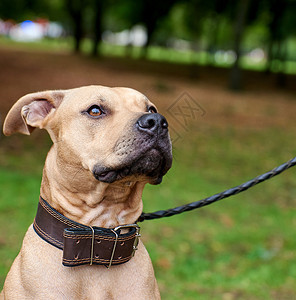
left=265, top=0, right=286, bottom=76
left=229, top=0, right=251, bottom=90
left=74, top=13, right=83, bottom=53
left=66, top=0, right=84, bottom=54
left=275, top=40, right=287, bottom=87
left=91, top=0, right=103, bottom=57
left=265, top=39, right=274, bottom=75
left=205, top=17, right=219, bottom=66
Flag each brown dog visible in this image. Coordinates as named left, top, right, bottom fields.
left=1, top=86, right=172, bottom=299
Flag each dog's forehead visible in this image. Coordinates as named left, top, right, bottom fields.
left=63, top=85, right=150, bottom=110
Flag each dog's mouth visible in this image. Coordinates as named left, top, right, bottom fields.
left=93, top=148, right=171, bottom=185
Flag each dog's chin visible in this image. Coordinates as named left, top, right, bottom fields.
left=93, top=149, right=171, bottom=185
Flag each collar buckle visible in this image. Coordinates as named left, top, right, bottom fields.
left=108, top=224, right=141, bottom=269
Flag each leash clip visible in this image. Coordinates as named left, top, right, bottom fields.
left=108, top=224, right=141, bottom=269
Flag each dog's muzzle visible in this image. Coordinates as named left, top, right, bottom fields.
left=93, top=113, right=172, bottom=184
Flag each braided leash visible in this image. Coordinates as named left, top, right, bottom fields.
left=138, top=156, right=296, bottom=222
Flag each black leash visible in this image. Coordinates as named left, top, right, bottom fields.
left=138, top=156, right=296, bottom=222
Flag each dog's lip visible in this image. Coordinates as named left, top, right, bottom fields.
left=94, top=170, right=118, bottom=183
left=93, top=148, right=171, bottom=184
left=93, top=166, right=132, bottom=183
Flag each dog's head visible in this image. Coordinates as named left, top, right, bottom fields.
left=3, top=85, right=172, bottom=185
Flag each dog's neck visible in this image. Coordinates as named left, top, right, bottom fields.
left=40, top=148, right=145, bottom=228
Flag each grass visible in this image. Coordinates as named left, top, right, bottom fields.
left=0, top=41, right=296, bottom=298
left=141, top=126, right=296, bottom=299
left=1, top=36, right=296, bottom=75
left=0, top=169, right=40, bottom=281
left=1, top=125, right=296, bottom=299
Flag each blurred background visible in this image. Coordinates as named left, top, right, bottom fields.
left=0, top=0, right=296, bottom=299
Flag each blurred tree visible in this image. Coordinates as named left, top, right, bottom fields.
left=0, top=0, right=28, bottom=21
left=183, top=0, right=231, bottom=65
left=66, top=0, right=85, bottom=53
left=265, top=0, right=287, bottom=75
left=139, top=0, right=178, bottom=57
left=64, top=0, right=105, bottom=55
left=0, top=0, right=66, bottom=22
left=262, top=0, right=296, bottom=86
left=182, top=0, right=205, bottom=48
left=1, top=0, right=295, bottom=83
left=180, top=0, right=252, bottom=88
left=101, top=0, right=141, bottom=56
left=91, top=0, right=103, bottom=56
left=229, top=0, right=251, bottom=90
left=204, top=9, right=228, bottom=65
left=102, top=0, right=177, bottom=57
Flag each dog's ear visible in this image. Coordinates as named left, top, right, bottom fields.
left=3, top=91, right=64, bottom=136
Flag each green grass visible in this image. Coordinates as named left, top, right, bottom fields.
left=0, top=169, right=40, bottom=275
left=141, top=126, right=296, bottom=299
left=1, top=125, right=296, bottom=298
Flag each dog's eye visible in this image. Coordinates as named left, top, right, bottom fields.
left=148, top=106, right=157, bottom=113
left=87, top=105, right=103, bottom=117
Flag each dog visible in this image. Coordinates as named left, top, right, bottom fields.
left=1, top=85, right=172, bottom=299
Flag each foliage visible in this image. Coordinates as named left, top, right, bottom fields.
left=1, top=0, right=295, bottom=53
left=0, top=0, right=66, bottom=22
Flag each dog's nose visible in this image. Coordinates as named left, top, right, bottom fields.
left=136, top=113, right=168, bottom=134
